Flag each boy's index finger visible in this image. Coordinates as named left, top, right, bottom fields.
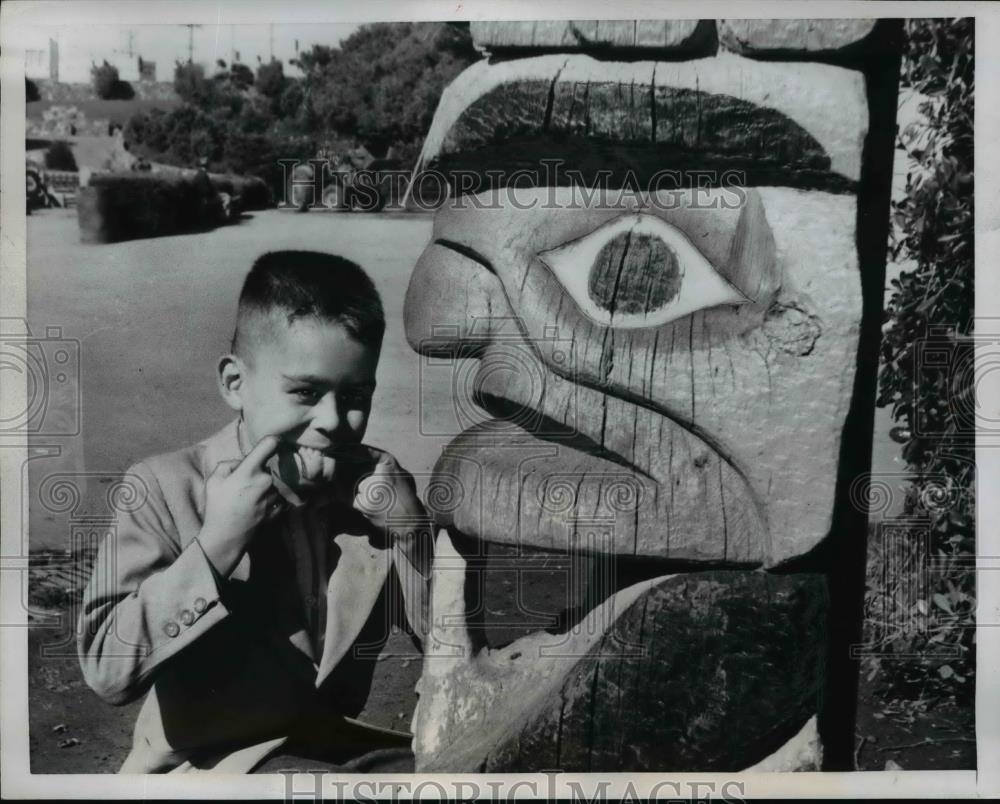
left=359, top=445, right=397, bottom=468
left=240, top=434, right=282, bottom=474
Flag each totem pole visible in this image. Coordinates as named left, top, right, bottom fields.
left=403, top=19, right=901, bottom=772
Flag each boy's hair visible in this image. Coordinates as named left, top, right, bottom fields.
left=232, top=251, right=385, bottom=357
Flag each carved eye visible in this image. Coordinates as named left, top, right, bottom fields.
left=537, top=213, right=750, bottom=329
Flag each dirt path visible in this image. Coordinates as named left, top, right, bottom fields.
left=28, top=601, right=423, bottom=773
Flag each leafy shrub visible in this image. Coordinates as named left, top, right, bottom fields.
left=255, top=58, right=286, bottom=99
left=113, top=80, right=135, bottom=100
left=91, top=61, right=135, bottom=100
left=299, top=22, right=477, bottom=162
left=125, top=22, right=477, bottom=192
left=229, top=63, right=255, bottom=91
left=226, top=130, right=316, bottom=202
left=78, top=171, right=224, bottom=243
left=44, top=140, right=78, bottom=172
left=125, top=105, right=225, bottom=167
left=174, top=61, right=215, bottom=106
left=871, top=18, right=974, bottom=703
left=208, top=173, right=270, bottom=210
left=92, top=61, right=119, bottom=99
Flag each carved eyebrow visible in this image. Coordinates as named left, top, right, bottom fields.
left=434, top=238, right=498, bottom=275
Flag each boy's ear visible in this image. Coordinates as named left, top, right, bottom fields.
left=217, top=354, right=245, bottom=412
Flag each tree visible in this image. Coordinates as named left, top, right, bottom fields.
left=230, top=62, right=255, bottom=91
left=255, top=58, right=285, bottom=97
left=26, top=77, right=41, bottom=102
left=91, top=60, right=134, bottom=100
left=174, top=61, right=214, bottom=106
left=126, top=23, right=478, bottom=195
left=875, top=18, right=974, bottom=699
left=299, top=22, right=477, bottom=162
left=213, top=60, right=255, bottom=93
left=45, top=141, right=78, bottom=171
left=92, top=61, right=119, bottom=99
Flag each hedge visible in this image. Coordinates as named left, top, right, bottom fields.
left=208, top=173, right=271, bottom=210
left=78, top=172, right=224, bottom=243
left=45, top=141, right=78, bottom=172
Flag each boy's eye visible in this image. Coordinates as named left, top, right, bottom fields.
left=292, top=388, right=322, bottom=403
left=339, top=390, right=372, bottom=408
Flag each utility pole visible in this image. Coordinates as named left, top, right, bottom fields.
left=126, top=30, right=135, bottom=57
left=182, top=24, right=201, bottom=63
left=269, top=23, right=274, bottom=61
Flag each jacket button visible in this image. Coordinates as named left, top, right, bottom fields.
left=164, top=621, right=180, bottom=638
left=193, top=597, right=207, bottom=613
left=179, top=609, right=195, bottom=626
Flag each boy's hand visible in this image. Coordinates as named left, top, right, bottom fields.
left=198, top=435, right=281, bottom=577
left=352, top=448, right=425, bottom=530
left=352, top=447, right=432, bottom=578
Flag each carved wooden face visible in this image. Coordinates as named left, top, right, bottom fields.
left=403, top=44, right=870, bottom=772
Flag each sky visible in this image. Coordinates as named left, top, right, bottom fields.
left=23, top=22, right=362, bottom=83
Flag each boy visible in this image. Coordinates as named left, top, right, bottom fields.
left=78, top=251, right=433, bottom=773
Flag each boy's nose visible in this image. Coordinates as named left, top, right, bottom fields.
left=312, top=393, right=340, bottom=434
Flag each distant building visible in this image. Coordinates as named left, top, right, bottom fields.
left=25, top=37, right=58, bottom=81
left=138, top=56, right=156, bottom=81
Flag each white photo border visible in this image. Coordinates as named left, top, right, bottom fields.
left=1, top=0, right=994, bottom=798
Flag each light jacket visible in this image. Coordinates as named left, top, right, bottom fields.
left=77, top=419, right=431, bottom=773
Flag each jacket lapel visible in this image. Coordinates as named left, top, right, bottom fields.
left=315, top=531, right=390, bottom=687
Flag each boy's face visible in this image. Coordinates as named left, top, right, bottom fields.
left=221, top=315, right=380, bottom=477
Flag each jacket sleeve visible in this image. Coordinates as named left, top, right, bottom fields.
left=77, top=460, right=231, bottom=705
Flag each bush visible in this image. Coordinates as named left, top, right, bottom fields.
left=230, top=63, right=255, bottom=91
left=112, top=80, right=135, bottom=100
left=44, top=141, right=78, bottom=171
left=208, top=173, right=270, bottom=210
left=26, top=78, right=41, bottom=102
left=224, top=130, right=316, bottom=203
left=872, top=18, right=975, bottom=703
left=125, top=105, right=225, bottom=168
left=174, top=61, right=214, bottom=106
left=92, top=61, right=119, bottom=99
left=228, top=175, right=270, bottom=210
left=300, top=22, right=478, bottom=163
left=255, top=58, right=286, bottom=99
left=78, top=172, right=224, bottom=243
left=123, top=23, right=475, bottom=198
left=90, top=61, right=134, bottom=100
